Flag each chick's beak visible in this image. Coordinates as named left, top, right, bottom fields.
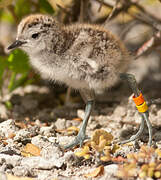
left=7, top=40, right=26, bottom=50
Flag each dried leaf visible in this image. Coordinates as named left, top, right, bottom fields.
left=111, top=144, right=120, bottom=153
left=112, top=156, right=127, bottom=163
left=156, top=163, right=161, bottom=170
left=75, top=146, right=90, bottom=159
left=56, top=126, right=79, bottom=135
left=21, top=151, right=32, bottom=157
left=147, top=167, right=154, bottom=177
left=149, top=162, right=156, bottom=168
left=84, top=140, right=91, bottom=147
left=21, top=143, right=41, bottom=157
left=141, top=164, right=149, bottom=171
left=84, top=165, right=104, bottom=178
left=139, top=171, right=147, bottom=178
left=155, top=148, right=161, bottom=158
left=8, top=133, right=16, bottom=139
left=138, top=152, right=146, bottom=158
left=91, top=129, right=113, bottom=145
left=55, top=129, right=66, bottom=133
left=117, top=145, right=161, bottom=179
left=100, top=155, right=111, bottom=162
left=72, top=118, right=82, bottom=122
left=141, top=145, right=155, bottom=154
left=67, top=126, right=79, bottom=135
left=154, top=171, right=161, bottom=178
left=117, top=164, right=137, bottom=178
left=3, top=141, right=8, bottom=145
left=98, top=139, right=106, bottom=151
left=91, top=129, right=113, bottom=152
left=84, top=154, right=90, bottom=160
left=15, top=122, right=27, bottom=129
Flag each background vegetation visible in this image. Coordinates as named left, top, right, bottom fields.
left=0, top=0, right=161, bottom=99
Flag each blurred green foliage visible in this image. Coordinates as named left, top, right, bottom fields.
left=7, top=49, right=31, bottom=92
left=0, top=0, right=55, bottom=96
left=0, top=49, right=33, bottom=94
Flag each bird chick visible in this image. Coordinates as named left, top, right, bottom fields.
left=8, top=14, right=130, bottom=149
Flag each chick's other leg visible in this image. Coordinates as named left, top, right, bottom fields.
left=120, top=114, right=145, bottom=144
left=64, top=89, right=95, bottom=149
left=120, top=73, right=152, bottom=146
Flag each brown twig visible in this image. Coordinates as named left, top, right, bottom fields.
left=103, top=0, right=120, bottom=26
left=56, top=3, right=73, bottom=16
left=94, top=0, right=123, bottom=18
left=94, top=0, right=161, bottom=31
left=79, top=0, right=84, bottom=23
left=98, top=0, right=104, bottom=12
left=120, top=20, right=138, bottom=40
left=136, top=31, right=161, bottom=58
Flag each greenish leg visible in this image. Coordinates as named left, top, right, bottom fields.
left=120, top=114, right=144, bottom=144
left=143, top=111, right=152, bottom=146
left=120, top=73, right=152, bottom=146
left=64, top=89, right=94, bottom=149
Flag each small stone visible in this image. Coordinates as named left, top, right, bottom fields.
left=113, top=106, right=126, bottom=117
left=24, top=85, right=50, bottom=94
left=14, top=129, right=31, bottom=141
left=77, top=109, right=92, bottom=121
left=153, top=131, right=161, bottom=141
left=31, top=135, right=51, bottom=149
left=21, top=156, right=64, bottom=169
left=0, top=154, right=22, bottom=167
left=77, top=109, right=85, bottom=120
left=41, top=145, right=63, bottom=160
left=39, top=124, right=55, bottom=136
left=0, top=119, right=17, bottom=138
left=12, top=166, right=29, bottom=176
left=104, top=164, right=118, bottom=175
left=55, top=118, right=66, bottom=129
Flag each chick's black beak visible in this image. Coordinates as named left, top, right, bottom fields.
left=7, top=40, right=26, bottom=50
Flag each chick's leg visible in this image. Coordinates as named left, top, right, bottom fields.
left=64, top=89, right=94, bottom=149
left=120, top=73, right=152, bottom=146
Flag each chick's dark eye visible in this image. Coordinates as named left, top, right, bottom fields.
left=31, top=33, right=39, bottom=39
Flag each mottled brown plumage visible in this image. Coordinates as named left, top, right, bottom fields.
left=8, top=14, right=130, bottom=149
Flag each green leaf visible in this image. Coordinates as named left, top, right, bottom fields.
left=39, top=0, right=54, bottom=14
left=9, top=72, right=28, bottom=92
left=8, top=71, right=16, bottom=91
left=0, top=10, right=14, bottom=23
left=0, top=56, right=7, bottom=95
left=6, top=49, right=31, bottom=92
left=14, top=0, right=31, bottom=19
left=5, top=100, right=12, bottom=110
left=0, top=56, right=7, bottom=88
left=7, top=49, right=30, bottom=74
left=0, top=56, right=7, bottom=77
